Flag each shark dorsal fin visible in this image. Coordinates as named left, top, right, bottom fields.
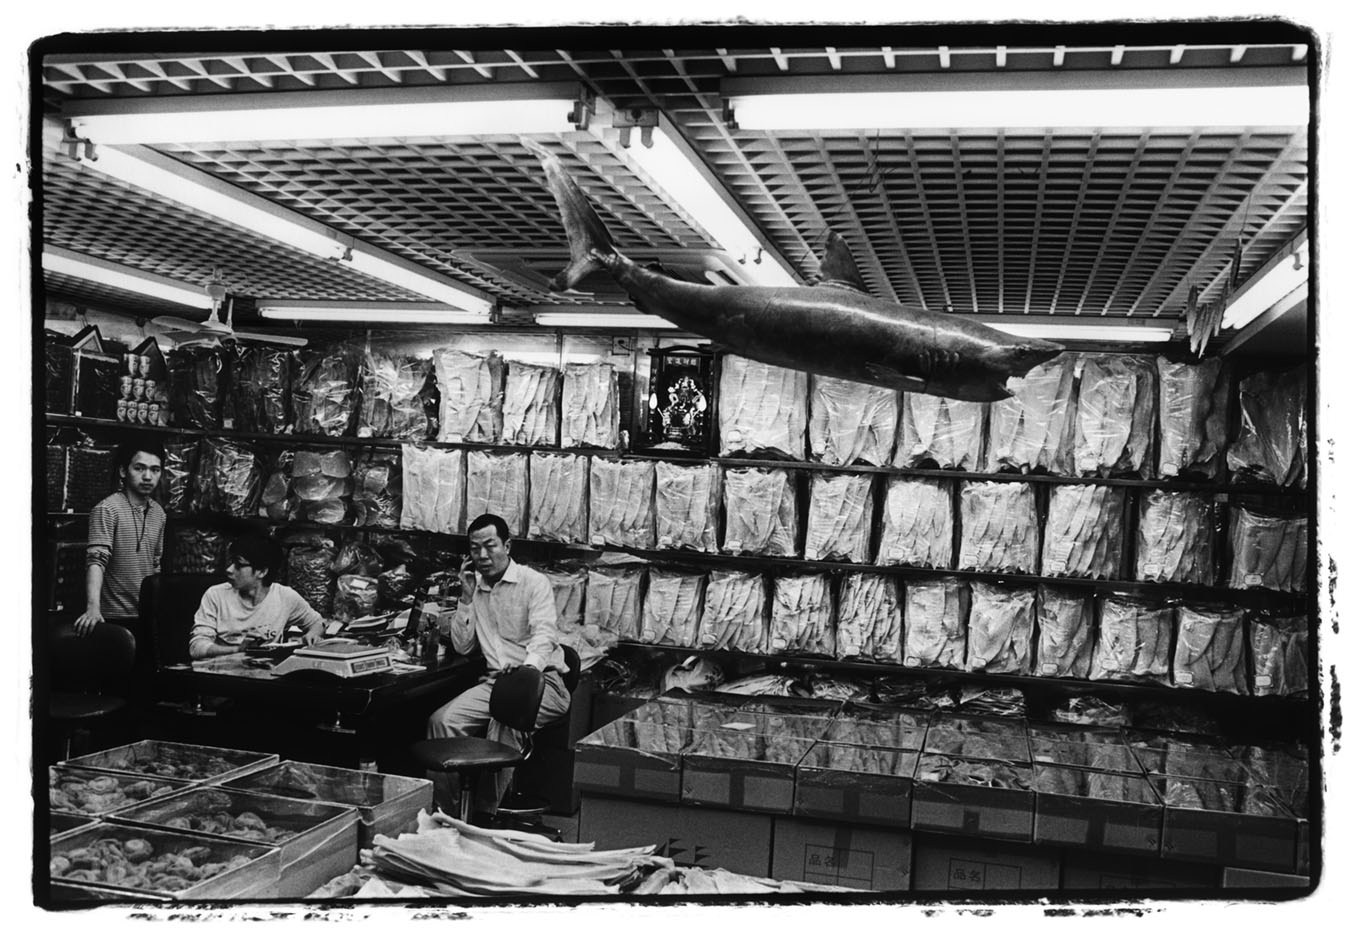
left=817, top=230, right=869, bottom=294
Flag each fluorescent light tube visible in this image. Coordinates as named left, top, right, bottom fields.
left=984, top=321, right=1175, bottom=342
left=341, top=249, right=493, bottom=315
left=43, top=247, right=212, bottom=310
left=257, top=302, right=490, bottom=324
left=533, top=312, right=679, bottom=329
left=1222, top=250, right=1309, bottom=330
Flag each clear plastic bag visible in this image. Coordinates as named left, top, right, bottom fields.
left=357, top=352, right=433, bottom=441
left=641, top=569, right=703, bottom=648
left=984, top=355, right=1077, bottom=474
left=528, top=452, right=588, bottom=544
left=1157, top=357, right=1230, bottom=479
left=809, top=375, right=898, bottom=467
left=286, top=544, right=336, bottom=616
left=1034, top=586, right=1094, bottom=679
left=351, top=450, right=401, bottom=528
left=227, top=345, right=294, bottom=434
left=895, top=393, right=985, bottom=470
left=1040, top=484, right=1127, bottom=580
left=718, top=355, right=808, bottom=460
left=836, top=574, right=902, bottom=662
left=804, top=473, right=874, bottom=563
left=64, top=444, right=116, bottom=512
left=1173, top=605, right=1247, bottom=694
left=400, top=445, right=465, bottom=536
left=190, top=439, right=262, bottom=518
left=293, top=349, right=359, bottom=437
left=166, top=346, right=225, bottom=430
left=332, top=574, right=380, bottom=623
left=1227, top=365, right=1307, bottom=488
left=160, top=441, right=199, bottom=514
left=542, top=567, right=587, bottom=630
left=584, top=567, right=644, bottom=642
left=1088, top=597, right=1173, bottom=685
left=586, top=458, right=655, bottom=548
left=434, top=348, right=504, bottom=443
left=958, top=481, right=1040, bottom=574
left=1136, top=490, right=1217, bottom=585
left=169, top=526, right=228, bottom=574
left=1072, top=354, right=1157, bottom=478
left=45, top=440, right=66, bottom=510
left=722, top=467, right=798, bottom=557
left=561, top=362, right=620, bottom=449
left=654, top=460, right=720, bottom=552
left=965, top=584, right=1035, bottom=674
left=501, top=360, right=561, bottom=447
left=331, top=542, right=382, bottom=578
left=769, top=574, right=834, bottom=656
left=465, top=450, right=528, bottom=536
left=1228, top=506, right=1308, bottom=593
left=877, top=477, right=953, bottom=569
left=903, top=579, right=968, bottom=670
left=698, top=570, right=769, bottom=653
left=1249, top=614, right=1308, bottom=697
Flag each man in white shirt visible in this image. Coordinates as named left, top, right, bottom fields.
left=427, top=513, right=571, bottom=814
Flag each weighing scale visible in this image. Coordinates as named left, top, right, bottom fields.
left=272, top=641, right=394, bottom=678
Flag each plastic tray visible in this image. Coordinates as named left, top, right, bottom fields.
left=49, top=766, right=194, bottom=818
left=64, top=740, right=279, bottom=786
left=50, top=812, right=97, bottom=841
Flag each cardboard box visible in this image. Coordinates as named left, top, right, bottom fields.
left=1221, top=867, right=1311, bottom=889
left=1061, top=852, right=1220, bottom=890
left=680, top=733, right=815, bottom=814
left=911, top=755, right=1035, bottom=842
left=1032, top=765, right=1163, bottom=856
left=772, top=817, right=913, bottom=892
left=793, top=744, right=917, bottom=828
left=573, top=722, right=683, bottom=803
left=912, top=834, right=1060, bottom=891
left=579, top=794, right=773, bottom=877
left=1158, top=778, right=1299, bottom=872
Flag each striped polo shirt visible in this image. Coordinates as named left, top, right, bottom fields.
left=86, top=491, right=167, bottom=620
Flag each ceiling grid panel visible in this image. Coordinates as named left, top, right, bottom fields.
left=1072, top=136, right=1151, bottom=315
left=1045, top=133, right=1103, bottom=315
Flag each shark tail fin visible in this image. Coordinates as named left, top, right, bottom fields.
left=522, top=137, right=617, bottom=292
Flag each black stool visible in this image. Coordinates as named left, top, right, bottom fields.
left=48, top=621, right=136, bottom=761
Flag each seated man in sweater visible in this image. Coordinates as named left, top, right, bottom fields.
left=189, top=535, right=326, bottom=660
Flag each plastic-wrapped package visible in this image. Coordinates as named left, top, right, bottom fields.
left=332, top=574, right=380, bottom=623
left=584, top=567, right=644, bottom=642
left=1034, top=586, right=1094, bottom=678
left=543, top=567, right=614, bottom=672
left=64, top=444, right=116, bottom=512
left=289, top=449, right=353, bottom=525
left=1136, top=490, right=1217, bottom=585
left=190, top=439, right=262, bottom=518
left=654, top=461, right=719, bottom=553
left=357, top=352, right=433, bottom=441
left=435, top=349, right=505, bottom=444
left=698, top=570, right=769, bottom=653
left=1249, top=614, right=1309, bottom=698
left=502, top=361, right=560, bottom=447
left=769, top=574, right=834, bottom=656
left=542, top=568, right=587, bottom=630
left=965, top=584, right=1035, bottom=674
left=958, top=482, right=1039, bottom=574
left=641, top=569, right=703, bottom=648
left=1088, top=597, right=1173, bottom=684
left=528, top=452, right=588, bottom=544
left=169, top=526, right=228, bottom=574
left=718, top=355, right=807, bottom=460
left=331, top=542, right=382, bottom=578
left=400, top=445, right=464, bottom=536
left=561, top=362, right=620, bottom=449
left=876, top=477, right=953, bottom=569
left=1157, top=357, right=1230, bottom=479
left=809, top=376, right=898, bottom=467
left=465, top=450, right=528, bottom=536
left=287, top=542, right=336, bottom=616
left=895, top=394, right=985, bottom=470
left=166, top=346, right=225, bottom=430
left=1072, top=354, right=1157, bottom=478
left=804, top=473, right=874, bottom=563
left=226, top=345, right=294, bottom=434
left=722, top=467, right=798, bottom=557
left=903, top=579, right=968, bottom=670
left=587, top=458, right=655, bottom=549
left=293, top=349, right=359, bottom=437
left=1228, top=506, right=1308, bottom=593
left=378, top=564, right=417, bottom=609
left=159, top=441, right=199, bottom=514
left=1040, top=484, right=1127, bottom=580
left=258, top=450, right=294, bottom=522
left=836, top=574, right=902, bottom=662
left=351, top=450, right=401, bottom=528
left=1227, top=365, right=1307, bottom=488
left=1173, top=605, right=1247, bottom=694
left=45, top=440, right=66, bottom=510
left=984, top=356, right=1077, bottom=474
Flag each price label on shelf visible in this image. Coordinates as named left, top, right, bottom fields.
left=1243, top=573, right=1265, bottom=587
left=1255, top=675, right=1273, bottom=688
left=1143, top=562, right=1162, bottom=578
left=1041, top=663, right=1059, bottom=675
left=726, top=540, right=744, bottom=552
left=1175, top=671, right=1194, bottom=685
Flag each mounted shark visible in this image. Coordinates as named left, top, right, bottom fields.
left=523, top=138, right=1062, bottom=402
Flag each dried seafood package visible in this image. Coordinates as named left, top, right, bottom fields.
left=804, top=472, right=874, bottom=563
left=63, top=443, right=115, bottom=512
left=289, top=449, right=353, bottom=525
left=356, top=352, right=434, bottom=441
left=542, top=568, right=587, bottom=630
left=1249, top=614, right=1309, bottom=698
left=1157, top=357, right=1230, bottom=479
left=641, top=569, right=704, bottom=648
left=722, top=467, right=798, bottom=557
left=769, top=574, right=835, bottom=656
left=718, top=355, right=808, bottom=460
left=895, top=393, right=985, bottom=471
left=984, top=356, right=1077, bottom=474
left=917, top=754, right=1032, bottom=790
left=352, top=450, right=401, bottom=528
left=587, top=458, right=655, bottom=548
left=1227, top=365, right=1307, bottom=488
left=258, top=450, right=295, bottom=522
left=655, top=460, right=720, bottom=552
left=190, top=439, right=262, bottom=518
left=877, top=477, right=954, bottom=569
left=528, top=452, right=588, bottom=544
left=1228, top=506, right=1308, bottom=593
left=466, top=450, right=528, bottom=536
left=333, top=574, right=380, bottom=623
left=1034, top=586, right=1094, bottom=678
left=562, top=362, right=620, bottom=449
left=585, top=567, right=644, bottom=642
left=698, top=570, right=769, bottom=654
left=502, top=360, right=560, bottom=447
left=170, top=526, right=228, bottom=574
left=400, top=445, right=465, bottom=536
left=1173, top=605, right=1247, bottom=694
left=836, top=574, right=903, bottom=662
left=226, top=345, right=294, bottom=434
left=1040, top=484, right=1127, bottom=580
left=1072, top=354, right=1157, bottom=478
left=1136, top=490, right=1217, bottom=585
left=958, top=481, right=1039, bottom=574
left=166, top=345, right=226, bottom=430
left=965, top=583, right=1035, bottom=674
left=294, top=349, right=359, bottom=437
left=903, top=579, right=968, bottom=670
left=809, top=375, right=898, bottom=467
left=1088, top=597, right=1173, bottom=685
left=159, top=441, right=199, bottom=514
left=434, top=348, right=505, bottom=443
left=45, top=438, right=66, bottom=510
left=286, top=542, right=336, bottom=616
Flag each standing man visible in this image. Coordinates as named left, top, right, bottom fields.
left=426, top=513, right=571, bottom=816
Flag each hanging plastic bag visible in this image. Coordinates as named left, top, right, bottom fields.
left=769, top=574, right=834, bottom=656
left=170, top=526, right=228, bottom=574
left=985, top=355, right=1077, bottom=474
left=1173, top=605, right=1247, bottom=694
left=718, top=355, right=808, bottom=460
left=587, top=458, right=655, bottom=548
left=903, top=579, right=968, bottom=670
left=333, top=574, right=380, bottom=623
left=1227, top=365, right=1307, bottom=488
left=803, top=472, right=874, bottom=563
left=502, top=360, right=561, bottom=447
left=836, top=574, right=902, bottom=662
left=400, top=445, right=464, bottom=536
left=654, top=461, right=720, bottom=553
left=1088, top=597, right=1172, bottom=685
left=641, top=569, right=704, bottom=649
left=809, top=375, right=898, bottom=467
left=434, top=348, right=504, bottom=443
left=1228, top=506, right=1307, bottom=593
left=293, top=349, right=359, bottom=437
left=529, top=452, right=588, bottom=544
left=584, top=566, right=644, bottom=642
left=465, top=450, right=528, bottom=536
left=1072, top=354, right=1157, bottom=478
left=1136, top=490, right=1217, bottom=585
left=965, top=584, right=1035, bottom=674
left=958, top=481, right=1040, bottom=574
left=895, top=393, right=985, bottom=471
left=1249, top=613, right=1308, bottom=698
left=227, top=345, right=294, bottom=434
left=160, top=441, right=200, bottom=514
left=190, top=438, right=262, bottom=518
left=722, top=467, right=798, bottom=557
left=1034, top=586, right=1094, bottom=678
left=1041, top=484, right=1127, bottom=580
left=64, top=443, right=116, bottom=512
left=166, top=346, right=226, bottom=430
left=698, top=570, right=769, bottom=653
left=357, top=352, right=433, bottom=440
left=562, top=362, right=620, bottom=449
left=1157, top=357, right=1230, bottom=479
left=877, top=476, right=953, bottom=569
left=352, top=450, right=401, bottom=528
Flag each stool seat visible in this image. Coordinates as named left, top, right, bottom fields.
left=50, top=693, right=127, bottom=723
left=412, top=737, right=525, bottom=773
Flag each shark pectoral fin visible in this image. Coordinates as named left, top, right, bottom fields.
left=864, top=362, right=927, bottom=391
